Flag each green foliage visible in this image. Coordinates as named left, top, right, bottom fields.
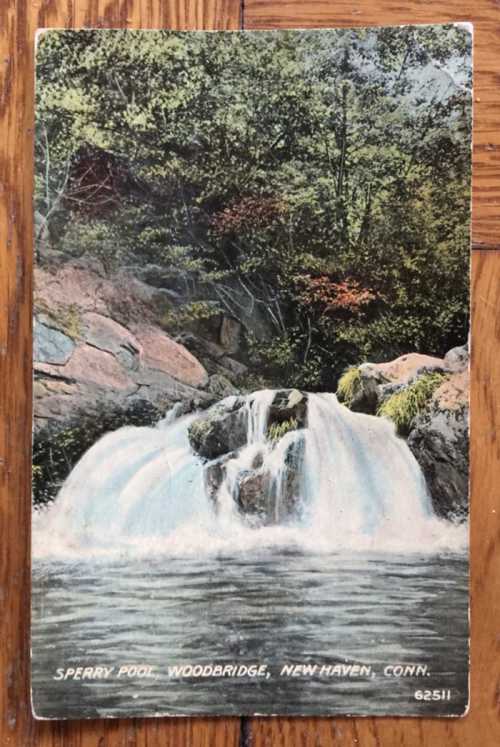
left=35, top=27, right=472, bottom=387
left=336, top=367, right=362, bottom=407
left=161, top=300, right=220, bottom=333
left=267, top=417, right=298, bottom=443
left=377, top=373, right=446, bottom=436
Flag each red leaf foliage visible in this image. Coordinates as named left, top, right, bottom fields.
left=211, top=196, right=286, bottom=236
left=297, top=274, right=376, bottom=314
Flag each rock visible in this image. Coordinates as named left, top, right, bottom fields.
left=444, top=344, right=469, bottom=373
left=408, top=404, right=469, bottom=520
left=132, top=324, right=209, bottom=388
left=349, top=364, right=389, bottom=414
left=54, top=344, right=135, bottom=391
left=204, top=453, right=235, bottom=502
left=208, top=374, right=239, bottom=399
left=235, top=469, right=274, bottom=521
left=233, top=433, right=305, bottom=525
left=220, top=356, right=248, bottom=378
left=82, top=312, right=141, bottom=370
left=375, top=353, right=445, bottom=383
left=268, top=389, right=307, bottom=428
left=188, top=398, right=247, bottom=460
left=433, top=370, right=468, bottom=411
left=282, top=433, right=306, bottom=513
left=33, top=318, right=75, bottom=365
left=219, top=316, right=242, bottom=354
left=176, top=333, right=226, bottom=362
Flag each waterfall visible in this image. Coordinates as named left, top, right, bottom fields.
left=33, top=390, right=466, bottom=559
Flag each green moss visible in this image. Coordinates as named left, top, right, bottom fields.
left=377, top=372, right=446, bottom=436
left=336, top=366, right=362, bottom=408
left=267, top=417, right=298, bottom=443
left=41, top=304, right=82, bottom=339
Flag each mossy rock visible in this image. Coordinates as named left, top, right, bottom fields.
left=377, top=372, right=447, bottom=436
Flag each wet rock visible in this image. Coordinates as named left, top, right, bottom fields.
left=204, top=453, right=235, bottom=502
left=235, top=469, right=274, bottom=521
left=268, top=389, right=307, bottom=428
left=408, top=404, right=469, bottom=520
left=188, top=398, right=247, bottom=460
left=282, top=433, right=306, bottom=514
left=233, top=440, right=305, bottom=526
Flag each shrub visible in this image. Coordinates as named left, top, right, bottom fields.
left=336, top=366, right=362, bottom=407
left=377, top=372, right=446, bottom=436
left=267, top=417, right=298, bottom=443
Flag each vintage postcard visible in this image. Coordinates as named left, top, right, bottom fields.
left=32, top=25, right=472, bottom=719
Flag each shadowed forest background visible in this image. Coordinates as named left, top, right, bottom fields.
left=35, top=26, right=471, bottom=390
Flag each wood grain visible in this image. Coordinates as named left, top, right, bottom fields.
left=1, top=2, right=499, bottom=747
left=0, top=4, right=242, bottom=747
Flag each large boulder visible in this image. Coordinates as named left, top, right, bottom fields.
left=408, top=367, right=469, bottom=519
left=338, top=347, right=466, bottom=416
left=408, top=405, right=469, bottom=520
left=188, top=398, right=248, bottom=460
left=375, top=353, right=446, bottom=383
left=132, top=324, right=209, bottom=389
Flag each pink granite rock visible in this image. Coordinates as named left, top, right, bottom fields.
left=45, top=344, right=135, bottom=392
left=82, top=312, right=142, bottom=356
left=374, top=353, right=444, bottom=383
left=133, top=324, right=208, bottom=388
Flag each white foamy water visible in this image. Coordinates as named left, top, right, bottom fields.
left=32, top=390, right=467, bottom=559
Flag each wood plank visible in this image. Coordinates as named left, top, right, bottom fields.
left=244, top=0, right=500, bottom=248
left=0, top=5, right=242, bottom=747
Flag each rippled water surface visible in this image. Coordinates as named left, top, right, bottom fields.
left=32, top=550, right=468, bottom=718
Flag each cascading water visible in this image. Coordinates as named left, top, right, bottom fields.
left=33, top=390, right=466, bottom=558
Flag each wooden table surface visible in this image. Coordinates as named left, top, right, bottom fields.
left=1, top=2, right=499, bottom=745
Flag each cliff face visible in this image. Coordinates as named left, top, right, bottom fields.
left=33, top=258, right=248, bottom=435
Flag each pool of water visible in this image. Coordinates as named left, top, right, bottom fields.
left=31, top=549, right=468, bottom=719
